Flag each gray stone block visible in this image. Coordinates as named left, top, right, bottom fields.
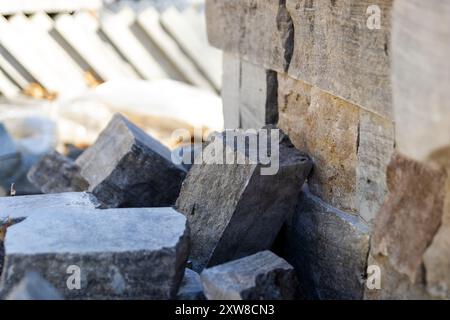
left=76, top=114, right=187, bottom=208
left=5, top=272, right=63, bottom=300
left=177, top=268, right=205, bottom=300
left=201, top=250, right=299, bottom=300
left=0, top=207, right=189, bottom=300
left=27, top=150, right=89, bottom=194
left=0, top=123, right=21, bottom=179
left=176, top=128, right=312, bottom=271
left=276, top=190, right=370, bottom=300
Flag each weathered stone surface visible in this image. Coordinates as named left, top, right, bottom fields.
left=5, top=272, right=63, bottom=300
left=201, top=251, right=299, bottom=300
left=392, top=0, right=450, bottom=166
left=176, top=128, right=312, bottom=271
left=423, top=178, right=450, bottom=299
left=371, top=154, right=447, bottom=283
left=276, top=190, right=370, bottom=300
left=0, top=123, right=21, bottom=179
left=0, top=192, right=100, bottom=223
left=172, top=144, right=203, bottom=172
left=206, top=0, right=393, bottom=118
left=76, top=114, right=187, bottom=208
left=364, top=254, right=433, bottom=300
left=222, top=54, right=278, bottom=130
left=356, top=111, right=395, bottom=223
left=177, top=268, right=205, bottom=300
left=27, top=150, right=89, bottom=194
left=278, top=75, right=359, bottom=213
left=0, top=207, right=189, bottom=299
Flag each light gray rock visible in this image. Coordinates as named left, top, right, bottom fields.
left=177, top=268, right=205, bottom=300
left=206, top=0, right=394, bottom=119
left=27, top=150, right=89, bottom=194
left=175, top=128, right=312, bottom=271
left=0, top=123, right=21, bottom=180
left=201, top=250, right=299, bottom=300
left=0, top=207, right=189, bottom=300
left=76, top=114, right=186, bottom=208
left=5, top=272, right=63, bottom=300
left=276, top=189, right=370, bottom=300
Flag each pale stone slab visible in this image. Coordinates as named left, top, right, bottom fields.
left=0, top=207, right=189, bottom=299
left=161, top=6, right=222, bottom=91
left=0, top=123, right=21, bottom=179
left=392, top=0, right=450, bottom=166
left=5, top=272, right=63, bottom=300
left=177, top=268, right=205, bottom=300
left=76, top=114, right=186, bottom=208
left=27, top=151, right=89, bottom=194
left=371, top=154, right=447, bottom=283
left=137, top=7, right=214, bottom=91
left=100, top=7, right=168, bottom=80
left=175, top=128, right=312, bottom=271
left=276, top=190, right=370, bottom=300
left=221, top=53, right=241, bottom=129
left=201, top=251, right=299, bottom=300
left=206, top=0, right=393, bottom=119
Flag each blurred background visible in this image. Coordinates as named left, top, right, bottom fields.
left=0, top=0, right=224, bottom=196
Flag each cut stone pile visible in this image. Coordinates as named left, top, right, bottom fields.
left=0, top=114, right=313, bottom=300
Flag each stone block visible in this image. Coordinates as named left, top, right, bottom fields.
left=177, top=268, right=205, bottom=300
left=201, top=251, right=299, bottom=300
left=0, top=207, right=189, bottom=300
left=276, top=190, right=370, bottom=300
left=5, top=272, right=63, bottom=300
left=175, top=128, right=312, bottom=271
left=371, top=154, right=447, bottom=283
left=0, top=123, right=21, bottom=179
left=222, top=53, right=241, bottom=129
left=206, top=0, right=394, bottom=118
left=27, top=150, right=89, bottom=194
left=392, top=0, right=450, bottom=166
left=76, top=114, right=186, bottom=208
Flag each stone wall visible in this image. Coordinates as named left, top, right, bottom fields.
left=206, top=0, right=450, bottom=299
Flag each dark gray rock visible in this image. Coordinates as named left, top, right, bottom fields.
left=201, top=250, right=299, bottom=300
left=27, top=150, right=89, bottom=194
left=5, top=272, right=63, bottom=300
left=177, top=268, right=205, bottom=300
left=176, top=128, right=312, bottom=271
left=0, top=207, right=189, bottom=299
left=76, top=114, right=186, bottom=208
left=275, top=189, right=370, bottom=300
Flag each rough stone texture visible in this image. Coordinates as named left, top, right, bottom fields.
left=371, top=154, right=447, bottom=284
left=392, top=0, right=450, bottom=166
left=177, top=268, right=205, bottom=300
left=0, top=192, right=100, bottom=223
left=76, top=114, right=187, bottom=208
left=278, top=75, right=359, bottom=213
left=422, top=177, right=450, bottom=299
left=0, top=207, right=189, bottom=300
left=27, top=150, right=89, bottom=194
left=5, top=272, right=63, bottom=300
left=0, top=123, right=21, bottom=180
left=222, top=54, right=279, bottom=130
left=276, top=190, right=370, bottom=300
left=206, top=0, right=393, bottom=119
left=176, top=128, right=312, bottom=271
left=201, top=251, right=299, bottom=300
left=356, top=110, right=395, bottom=224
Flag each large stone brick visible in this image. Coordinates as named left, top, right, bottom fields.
left=276, top=190, right=370, bottom=300
left=175, top=128, right=312, bottom=272
left=0, top=207, right=189, bottom=300
left=206, top=0, right=394, bottom=118
left=76, top=114, right=187, bottom=208
left=278, top=74, right=394, bottom=220
left=392, top=0, right=450, bottom=166
left=371, top=154, right=447, bottom=284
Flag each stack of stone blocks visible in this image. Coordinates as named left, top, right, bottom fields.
left=207, top=0, right=450, bottom=299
